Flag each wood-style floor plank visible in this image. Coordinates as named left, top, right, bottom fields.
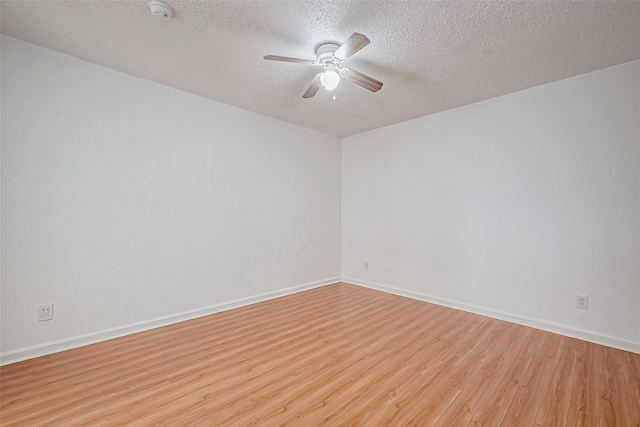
left=570, top=338, right=602, bottom=422
left=534, top=337, right=576, bottom=426
left=501, top=332, right=562, bottom=426
left=621, top=350, right=640, bottom=427
left=1, top=283, right=638, bottom=426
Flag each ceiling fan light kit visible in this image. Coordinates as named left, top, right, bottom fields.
left=264, top=33, right=383, bottom=99
left=320, top=70, right=340, bottom=90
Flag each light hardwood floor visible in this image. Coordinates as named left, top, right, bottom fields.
left=1, top=283, right=638, bottom=426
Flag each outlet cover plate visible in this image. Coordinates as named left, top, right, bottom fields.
left=38, top=304, right=54, bottom=321
left=576, top=295, right=589, bottom=310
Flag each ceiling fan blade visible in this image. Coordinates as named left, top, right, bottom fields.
left=303, top=73, right=322, bottom=98
left=264, top=55, right=315, bottom=65
left=334, top=32, right=371, bottom=61
left=342, top=68, right=383, bottom=92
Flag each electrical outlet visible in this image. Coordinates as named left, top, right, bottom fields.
left=576, top=295, right=589, bottom=310
left=38, top=304, right=54, bottom=321
left=364, top=262, right=369, bottom=270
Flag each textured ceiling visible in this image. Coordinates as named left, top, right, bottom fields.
left=2, top=1, right=640, bottom=137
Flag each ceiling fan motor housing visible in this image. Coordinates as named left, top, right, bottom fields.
left=316, top=43, right=340, bottom=65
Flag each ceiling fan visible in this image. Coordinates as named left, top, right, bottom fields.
left=264, top=32, right=383, bottom=99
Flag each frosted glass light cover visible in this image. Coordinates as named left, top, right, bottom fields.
left=320, top=70, right=340, bottom=90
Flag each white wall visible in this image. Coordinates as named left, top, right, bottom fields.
left=1, top=36, right=341, bottom=361
left=342, top=59, right=640, bottom=351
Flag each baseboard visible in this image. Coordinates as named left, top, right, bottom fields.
left=343, top=277, right=640, bottom=354
left=0, top=277, right=340, bottom=366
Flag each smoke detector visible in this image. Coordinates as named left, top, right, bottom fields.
left=148, top=1, right=174, bottom=21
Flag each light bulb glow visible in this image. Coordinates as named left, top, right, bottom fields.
left=320, top=70, right=340, bottom=91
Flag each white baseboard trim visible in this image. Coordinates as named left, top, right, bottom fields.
left=343, top=277, right=640, bottom=354
left=1, top=277, right=340, bottom=366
